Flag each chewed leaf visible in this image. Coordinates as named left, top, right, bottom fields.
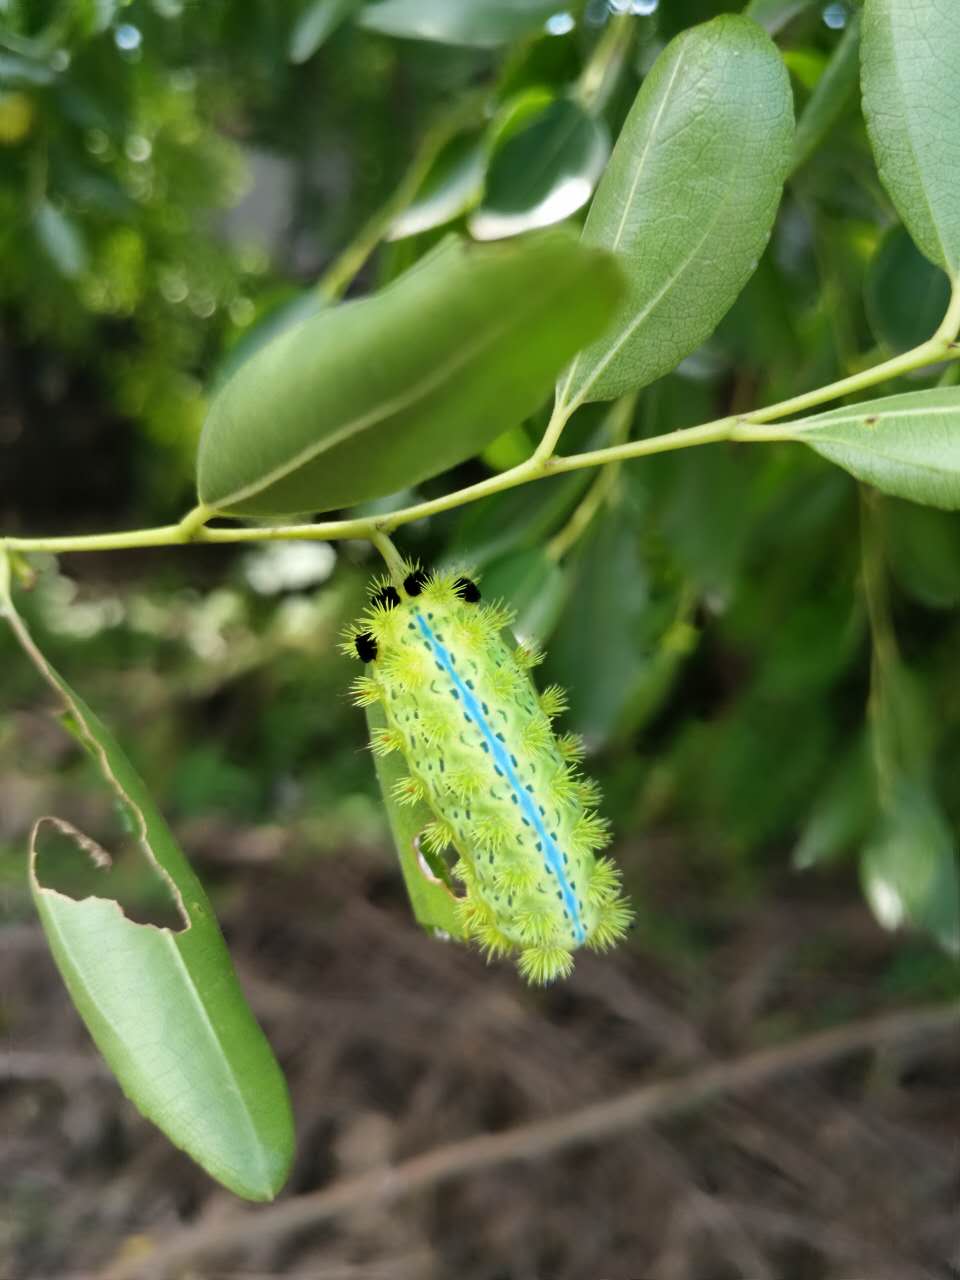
left=0, top=574, right=294, bottom=1202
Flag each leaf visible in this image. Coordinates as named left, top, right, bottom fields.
left=793, top=737, right=875, bottom=870
left=469, top=99, right=608, bottom=241
left=289, top=0, right=361, bottom=61
left=386, top=132, right=486, bottom=241
left=861, top=779, right=960, bottom=956
left=557, top=14, right=794, bottom=412
left=886, top=498, right=960, bottom=609
left=792, top=12, right=861, bottom=173
left=366, top=701, right=465, bottom=939
left=197, top=231, right=623, bottom=517
left=864, top=224, right=951, bottom=354
left=0, top=583, right=294, bottom=1202
left=861, top=0, right=960, bottom=279
left=33, top=200, right=88, bottom=279
left=356, top=0, right=559, bottom=48
left=743, top=0, right=818, bottom=35
left=480, top=547, right=569, bottom=646
left=788, top=388, right=960, bottom=510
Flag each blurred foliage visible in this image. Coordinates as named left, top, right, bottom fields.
left=0, top=0, right=957, bottom=1002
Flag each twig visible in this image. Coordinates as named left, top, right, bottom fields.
left=99, top=1001, right=958, bottom=1279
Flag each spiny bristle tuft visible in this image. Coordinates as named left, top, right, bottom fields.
left=381, top=647, right=427, bottom=691
left=587, top=855, right=624, bottom=907
left=586, top=899, right=634, bottom=951
left=369, top=726, right=403, bottom=758
left=443, top=764, right=482, bottom=802
left=539, top=684, right=569, bottom=720
left=390, top=775, right=425, bottom=808
left=469, top=811, right=513, bottom=853
left=556, top=732, right=586, bottom=763
left=513, top=640, right=544, bottom=670
left=420, top=819, right=455, bottom=856
left=518, top=943, right=575, bottom=985
left=474, top=920, right=513, bottom=961
left=573, top=809, right=612, bottom=853
left=349, top=675, right=381, bottom=707
left=491, top=861, right=536, bottom=894
left=513, top=905, right=558, bottom=945
left=519, top=714, right=554, bottom=755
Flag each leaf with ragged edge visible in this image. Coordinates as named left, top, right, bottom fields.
left=196, top=232, right=623, bottom=517
left=0, top=576, right=293, bottom=1203
left=366, top=701, right=465, bottom=939
left=787, top=388, right=960, bottom=510
left=556, top=15, right=794, bottom=412
left=469, top=99, right=609, bottom=241
left=861, top=0, right=960, bottom=279
left=356, top=0, right=558, bottom=48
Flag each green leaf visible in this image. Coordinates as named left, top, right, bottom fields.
left=0, top=586, right=293, bottom=1202
left=480, top=547, right=569, bottom=645
left=289, top=0, right=362, bottom=61
left=861, top=0, right=960, bottom=279
left=886, top=498, right=960, bottom=609
left=33, top=200, right=87, bottom=278
left=557, top=15, right=794, bottom=411
left=792, top=13, right=861, bottom=173
left=793, top=737, right=875, bottom=870
left=789, top=388, right=960, bottom=510
left=386, top=132, right=486, bottom=241
left=197, top=231, right=623, bottom=517
left=356, top=0, right=558, bottom=48
left=864, top=224, right=951, bottom=354
left=743, top=0, right=817, bottom=35
left=469, top=99, right=608, bottom=241
left=861, top=779, right=960, bottom=956
left=365, top=701, right=465, bottom=939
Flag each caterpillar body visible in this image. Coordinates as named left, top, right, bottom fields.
left=344, top=566, right=632, bottom=983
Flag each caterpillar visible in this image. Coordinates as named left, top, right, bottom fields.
left=343, top=565, right=632, bottom=983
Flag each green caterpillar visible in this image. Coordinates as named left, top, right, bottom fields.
left=344, top=566, right=632, bottom=983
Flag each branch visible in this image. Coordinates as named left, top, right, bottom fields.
left=99, top=1001, right=958, bottom=1280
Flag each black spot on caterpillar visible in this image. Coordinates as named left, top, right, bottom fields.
left=454, top=576, right=481, bottom=603
left=354, top=631, right=378, bottom=662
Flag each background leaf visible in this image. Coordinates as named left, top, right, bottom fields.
left=791, top=12, right=861, bottom=173
left=861, top=0, right=960, bottom=279
left=386, top=132, right=486, bottom=241
left=790, top=388, right=960, bottom=510
left=557, top=14, right=794, bottom=411
left=469, top=98, right=608, bottom=241
left=197, top=232, right=623, bottom=517
left=356, top=0, right=559, bottom=48
left=864, top=225, right=951, bottom=354
left=289, top=0, right=362, bottom=62
left=0, top=583, right=294, bottom=1203
left=743, top=0, right=817, bottom=34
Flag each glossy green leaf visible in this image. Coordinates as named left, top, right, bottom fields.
left=197, top=232, right=622, bottom=517
left=480, top=547, right=569, bottom=646
left=743, top=0, right=817, bottom=35
left=544, top=503, right=650, bottom=746
left=356, top=0, right=558, bottom=48
left=289, top=0, right=362, bottom=61
left=861, top=779, right=960, bottom=956
left=864, top=225, right=951, bottom=354
left=469, top=99, right=608, bottom=241
left=861, top=0, right=960, bottom=279
left=33, top=200, right=87, bottom=278
left=386, top=132, right=485, bottom=241
left=557, top=15, right=794, bottom=411
left=0, top=583, right=293, bottom=1203
left=789, top=388, right=960, bottom=510
left=366, top=701, right=465, bottom=938
left=792, top=13, right=861, bottom=172
left=886, top=498, right=960, bottom=609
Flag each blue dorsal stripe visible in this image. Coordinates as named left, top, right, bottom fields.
left=413, top=610, right=584, bottom=943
